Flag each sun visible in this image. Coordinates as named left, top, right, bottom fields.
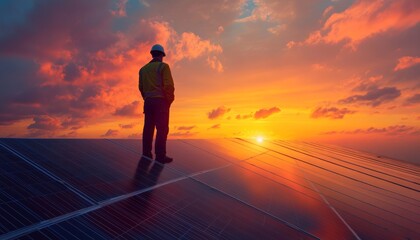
left=256, top=136, right=264, bottom=143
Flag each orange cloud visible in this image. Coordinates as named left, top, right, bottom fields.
left=303, top=0, right=420, bottom=48
left=150, top=21, right=223, bottom=65
left=236, top=114, right=253, bottom=120
left=394, top=56, right=420, bottom=71
left=311, top=107, right=355, bottom=119
left=208, top=106, right=230, bottom=119
left=207, top=56, right=224, bottom=73
left=209, top=124, right=221, bottom=129
left=254, top=107, right=280, bottom=119
left=119, top=123, right=137, bottom=129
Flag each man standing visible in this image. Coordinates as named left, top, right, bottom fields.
left=139, top=44, right=174, bottom=163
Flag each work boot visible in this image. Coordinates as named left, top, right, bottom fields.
left=142, top=152, right=153, bottom=159
left=155, top=156, right=173, bottom=164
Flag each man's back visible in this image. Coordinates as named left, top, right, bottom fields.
left=139, top=61, right=174, bottom=104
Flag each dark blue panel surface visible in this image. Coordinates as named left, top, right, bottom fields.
left=0, top=138, right=418, bottom=239
left=1, top=139, right=184, bottom=202
left=0, top=144, right=91, bottom=235
left=22, top=179, right=317, bottom=240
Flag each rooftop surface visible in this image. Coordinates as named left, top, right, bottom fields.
left=0, top=138, right=419, bottom=239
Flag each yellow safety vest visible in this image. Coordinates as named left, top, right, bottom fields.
left=139, top=61, right=175, bottom=103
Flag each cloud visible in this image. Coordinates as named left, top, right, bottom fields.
left=216, top=26, right=224, bottom=34
left=63, top=62, right=82, bottom=82
left=323, top=125, right=419, bottom=136
left=311, top=107, right=355, bottom=119
left=114, top=101, right=142, bottom=117
left=127, top=133, right=142, bottom=139
left=177, top=125, right=196, bottom=131
left=394, top=56, right=420, bottom=71
left=339, top=86, right=401, bottom=107
left=300, top=0, right=420, bottom=48
left=170, top=131, right=197, bottom=137
left=101, top=129, right=119, bottom=137
left=322, top=6, right=334, bottom=17
left=119, top=123, right=137, bottom=129
left=59, top=131, right=78, bottom=138
left=209, top=124, right=221, bottom=129
left=111, top=0, right=128, bottom=17
left=27, top=115, right=62, bottom=131
left=236, top=0, right=294, bottom=23
left=149, top=21, right=223, bottom=63
left=236, top=114, right=253, bottom=120
left=207, top=56, right=224, bottom=73
left=404, top=94, right=420, bottom=106
left=208, top=106, right=230, bottom=119
left=254, top=107, right=280, bottom=119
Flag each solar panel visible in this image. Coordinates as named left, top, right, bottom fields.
left=0, top=138, right=418, bottom=239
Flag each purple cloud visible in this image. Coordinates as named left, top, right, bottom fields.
left=323, top=125, right=418, bottom=136
left=114, top=101, right=142, bottom=117
left=101, top=129, right=119, bottom=137
left=404, top=93, right=420, bottom=106
left=339, top=86, right=401, bottom=107
left=311, top=107, right=355, bottom=119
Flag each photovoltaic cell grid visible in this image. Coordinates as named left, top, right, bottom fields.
left=0, top=138, right=418, bottom=239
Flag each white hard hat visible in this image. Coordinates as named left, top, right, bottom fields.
left=150, top=44, right=166, bottom=56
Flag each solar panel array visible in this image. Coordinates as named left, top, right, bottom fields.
left=0, top=138, right=418, bottom=239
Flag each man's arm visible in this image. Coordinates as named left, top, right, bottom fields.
left=162, top=64, right=175, bottom=104
left=139, top=69, right=145, bottom=99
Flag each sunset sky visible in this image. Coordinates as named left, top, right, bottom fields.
left=0, top=0, right=419, bottom=163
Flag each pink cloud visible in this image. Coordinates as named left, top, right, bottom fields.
left=303, top=0, right=420, bottom=48
left=311, top=107, right=355, bottom=119
left=394, top=56, right=420, bottom=71
left=208, top=106, right=231, bottom=119
left=254, top=107, right=280, bottom=119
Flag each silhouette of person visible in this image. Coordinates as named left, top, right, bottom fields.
left=139, top=44, right=175, bottom=164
